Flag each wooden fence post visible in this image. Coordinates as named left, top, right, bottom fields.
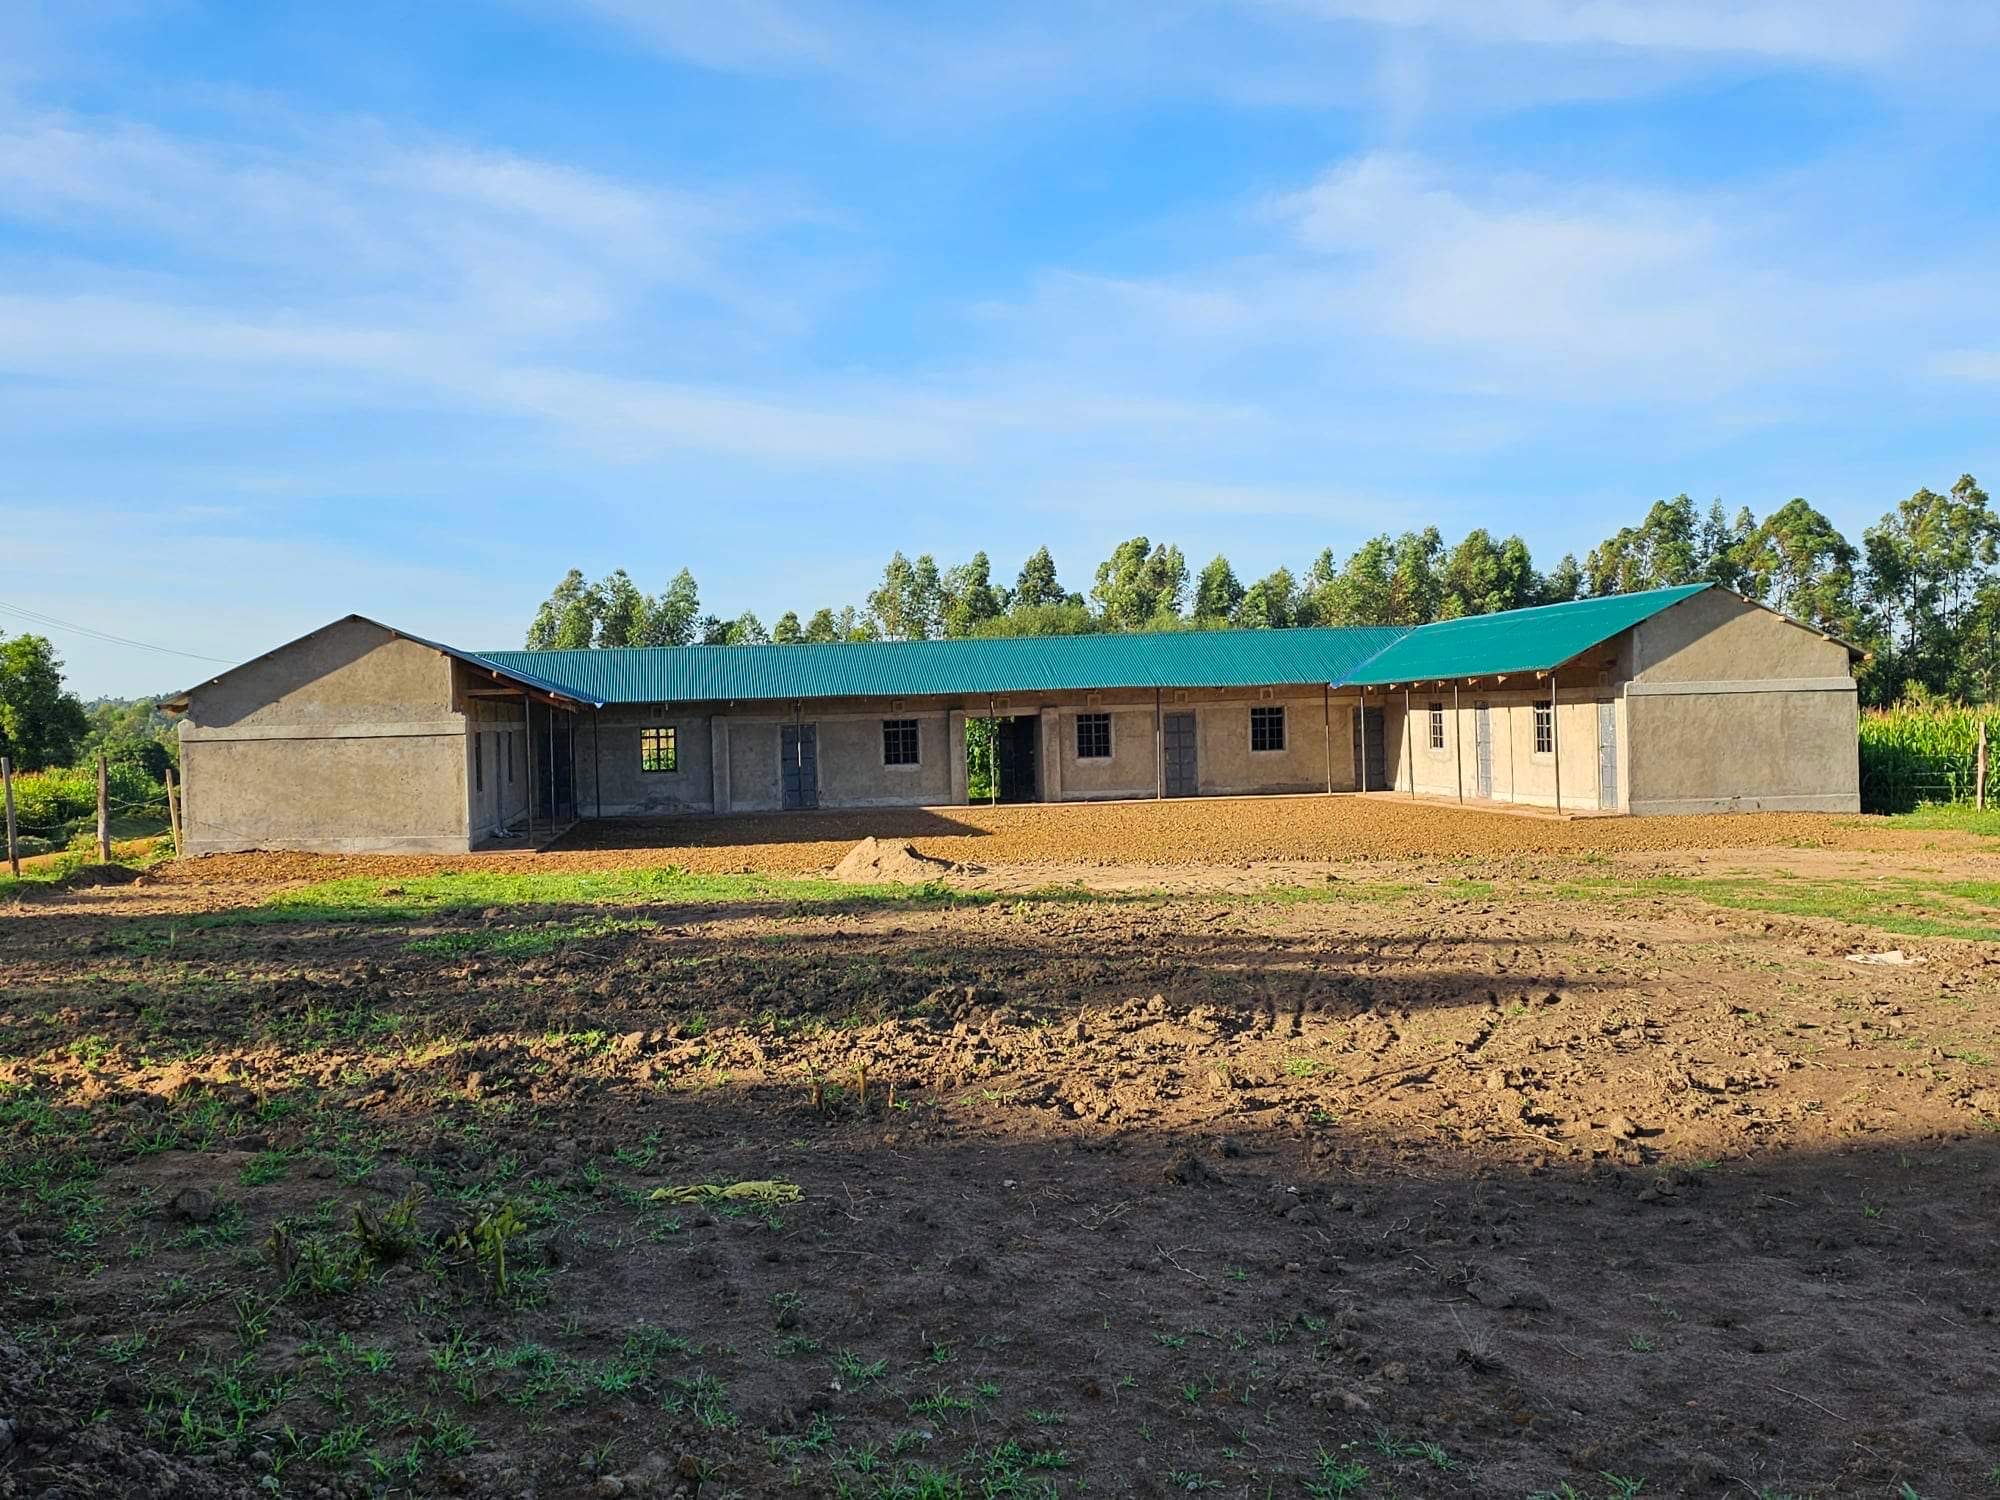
left=1978, top=719, right=1989, bottom=812
left=3, top=757, right=18, bottom=879
left=96, top=754, right=111, bottom=863
left=165, top=764, right=183, bottom=858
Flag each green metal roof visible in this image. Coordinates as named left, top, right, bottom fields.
left=1332, top=583, right=1712, bottom=687
left=478, top=625, right=1410, bottom=704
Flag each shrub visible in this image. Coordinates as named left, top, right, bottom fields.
left=7, top=761, right=165, bottom=840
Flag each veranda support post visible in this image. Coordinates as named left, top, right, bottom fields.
left=1404, top=687, right=1415, bottom=798
left=1322, top=682, right=1332, bottom=794
left=1453, top=683, right=1463, bottom=802
left=1551, top=669, right=1562, bottom=814
left=1359, top=688, right=1369, bottom=792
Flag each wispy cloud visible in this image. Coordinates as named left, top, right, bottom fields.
left=1263, top=0, right=1921, bottom=65
left=1930, top=350, right=2000, bottom=383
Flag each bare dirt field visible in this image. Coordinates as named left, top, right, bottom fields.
left=3, top=804, right=1998, bottom=1499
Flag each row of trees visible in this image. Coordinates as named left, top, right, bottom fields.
left=525, top=475, right=1999, bottom=705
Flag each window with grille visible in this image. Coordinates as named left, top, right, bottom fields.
left=641, top=726, right=678, bottom=773
left=1249, top=705, right=1285, bottom=752
left=883, top=718, right=920, bottom=766
left=474, top=731, right=484, bottom=793
left=1533, top=701, right=1553, bottom=755
left=1428, top=702, right=1445, bottom=750
left=1075, top=712, right=1112, bottom=759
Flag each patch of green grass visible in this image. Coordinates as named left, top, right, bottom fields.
left=1865, top=803, right=2000, bottom=838
left=126, top=867, right=1145, bottom=935
left=1306, top=1446, right=1371, bottom=1498
left=1555, top=872, right=2000, bottom=942
left=239, top=1152, right=292, bottom=1186
left=406, top=916, right=659, bottom=956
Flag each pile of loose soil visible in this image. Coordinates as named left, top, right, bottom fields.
left=829, top=835, right=960, bottom=883
left=54, top=863, right=145, bottom=890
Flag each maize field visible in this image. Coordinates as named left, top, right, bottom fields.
left=1859, top=701, right=1993, bottom=811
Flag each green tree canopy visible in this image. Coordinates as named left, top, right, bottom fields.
left=1091, top=537, right=1188, bottom=628
left=723, top=612, right=769, bottom=646
left=1236, top=567, right=1298, bottom=630
left=868, top=551, right=945, bottom=640
left=633, top=568, right=701, bottom=648
left=940, top=552, right=1007, bottom=638
left=526, top=567, right=701, bottom=649
left=1437, top=529, right=1538, bottom=619
left=1192, top=555, right=1245, bottom=623
left=1739, top=498, right=1861, bottom=636
left=1012, top=546, right=1068, bottom=610
left=0, top=634, right=90, bottom=772
left=1863, top=474, right=1998, bottom=698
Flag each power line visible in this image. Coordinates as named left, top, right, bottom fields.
left=0, top=600, right=237, bottom=665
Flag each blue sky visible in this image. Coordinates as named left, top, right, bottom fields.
left=4, top=1, right=1998, bottom=696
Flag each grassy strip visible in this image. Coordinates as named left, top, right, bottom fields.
left=255, top=868, right=1489, bottom=924
left=1556, top=874, right=2000, bottom=942
left=252, top=869, right=1004, bottom=924
left=1864, top=804, right=2000, bottom=838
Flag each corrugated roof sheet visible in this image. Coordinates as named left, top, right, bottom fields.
left=1332, top=583, right=1711, bottom=686
left=477, top=626, right=1411, bottom=704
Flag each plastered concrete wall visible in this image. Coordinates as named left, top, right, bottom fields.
left=816, top=712, right=953, bottom=808
left=1634, top=590, right=1853, bottom=683
left=178, top=621, right=472, bottom=854
left=586, top=689, right=1369, bottom=813
left=1049, top=703, right=1158, bottom=801
left=573, top=708, right=717, bottom=816
left=1626, top=688, right=1858, bottom=812
left=179, top=735, right=470, bottom=854
left=1625, top=593, right=1859, bottom=813
left=1386, top=689, right=1615, bottom=810
left=1195, top=693, right=1334, bottom=794
left=189, top=618, right=455, bottom=728
left=728, top=721, right=784, bottom=812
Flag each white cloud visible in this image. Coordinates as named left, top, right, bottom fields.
left=1930, top=350, right=2000, bottom=383
left=565, top=0, right=842, bottom=73
left=1265, top=0, right=1919, bottom=64
left=0, top=108, right=812, bottom=339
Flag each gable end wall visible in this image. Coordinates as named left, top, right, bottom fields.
left=177, top=620, right=474, bottom=853
left=1625, top=592, right=1859, bottom=814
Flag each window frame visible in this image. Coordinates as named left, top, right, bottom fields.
left=640, top=725, right=680, bottom=774
left=1427, top=702, right=1445, bottom=752
left=1532, top=701, right=1554, bottom=757
left=882, top=718, right=921, bottom=767
left=1075, top=711, right=1113, bottom=760
left=1249, top=704, right=1286, bottom=754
